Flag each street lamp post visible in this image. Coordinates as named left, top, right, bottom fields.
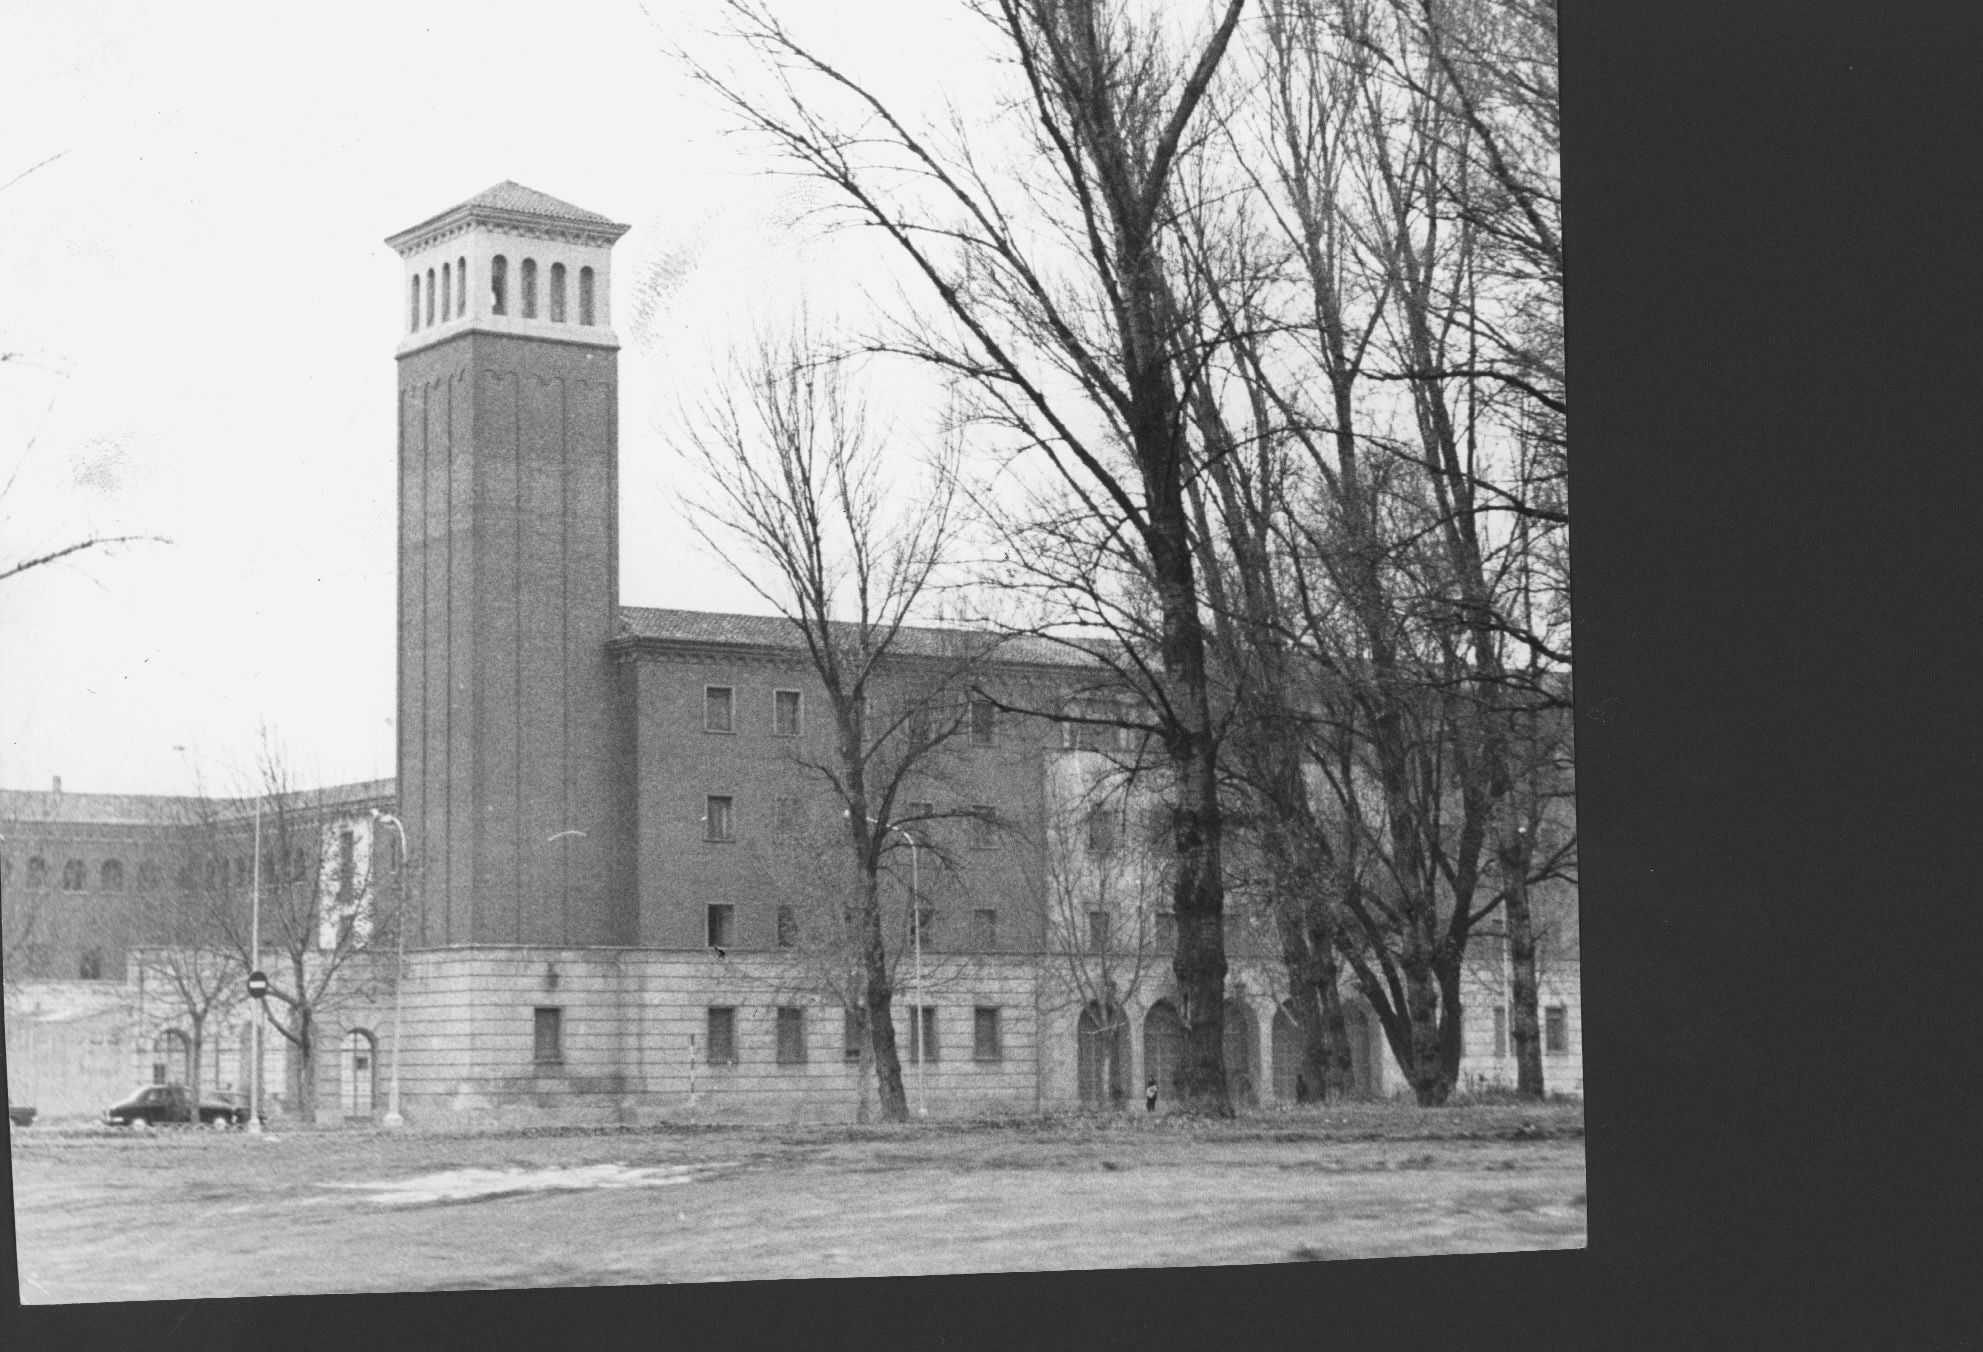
left=248, top=800, right=264, bottom=1135
left=371, top=811, right=408, bottom=1128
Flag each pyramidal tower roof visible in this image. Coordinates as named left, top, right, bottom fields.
left=455, top=181, right=616, bottom=224
left=386, top=180, right=629, bottom=253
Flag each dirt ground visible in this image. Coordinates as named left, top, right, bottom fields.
left=10, top=1103, right=1584, bottom=1303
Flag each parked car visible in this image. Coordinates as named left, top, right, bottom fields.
left=104, top=1084, right=252, bottom=1128
left=7, top=1102, right=35, bottom=1128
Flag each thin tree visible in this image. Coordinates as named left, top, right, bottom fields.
left=673, top=321, right=985, bottom=1122
left=129, top=838, right=247, bottom=1111
left=188, top=738, right=398, bottom=1122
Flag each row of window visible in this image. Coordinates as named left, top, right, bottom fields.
left=702, top=686, right=999, bottom=746
left=406, top=256, right=599, bottom=333
left=3, top=856, right=155, bottom=892
left=0, top=844, right=348, bottom=893
left=1490, top=1005, right=1573, bottom=1055
left=707, top=902, right=1000, bottom=951
left=701, top=795, right=1003, bottom=847
left=531, top=1003, right=1005, bottom=1067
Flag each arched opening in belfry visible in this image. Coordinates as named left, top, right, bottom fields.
left=409, top=274, right=420, bottom=331
left=425, top=268, right=436, bottom=326
left=549, top=262, right=567, bottom=322
left=440, top=261, right=451, bottom=321
left=490, top=255, right=508, bottom=314
left=520, top=258, right=538, bottom=318
left=456, top=256, right=467, bottom=316
left=579, top=266, right=596, bottom=325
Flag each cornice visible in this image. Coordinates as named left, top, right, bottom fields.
left=387, top=206, right=631, bottom=257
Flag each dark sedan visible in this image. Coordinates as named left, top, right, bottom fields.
left=104, top=1085, right=252, bottom=1128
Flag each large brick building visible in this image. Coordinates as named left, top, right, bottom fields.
left=2, top=182, right=1580, bottom=1123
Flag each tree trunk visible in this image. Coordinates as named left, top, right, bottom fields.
left=853, top=1004, right=874, bottom=1124
left=1503, top=831, right=1546, bottom=1098
left=185, top=1013, right=205, bottom=1119
left=1433, top=949, right=1465, bottom=1105
left=288, top=1006, right=315, bottom=1123
left=1314, top=952, right=1357, bottom=1098
left=1148, top=520, right=1232, bottom=1117
left=861, top=901, right=909, bottom=1121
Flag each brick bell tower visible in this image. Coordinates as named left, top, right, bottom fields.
left=387, top=182, right=635, bottom=949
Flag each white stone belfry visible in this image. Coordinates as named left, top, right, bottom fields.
left=386, top=180, right=631, bottom=356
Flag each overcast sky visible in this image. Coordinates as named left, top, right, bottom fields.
left=1, top=0, right=989, bottom=796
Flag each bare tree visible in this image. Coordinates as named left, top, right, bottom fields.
left=128, top=849, right=246, bottom=1110
left=186, top=740, right=397, bottom=1123
left=684, top=0, right=1250, bottom=1113
left=673, top=321, right=990, bottom=1121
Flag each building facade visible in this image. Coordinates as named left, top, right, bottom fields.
left=1, top=182, right=1580, bottom=1124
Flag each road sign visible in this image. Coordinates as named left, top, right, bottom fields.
left=247, top=970, right=269, bottom=999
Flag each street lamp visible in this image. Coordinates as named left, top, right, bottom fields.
left=370, top=810, right=409, bottom=1128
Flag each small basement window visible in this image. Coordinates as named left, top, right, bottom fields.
left=974, top=1007, right=1002, bottom=1061
left=776, top=1007, right=807, bottom=1065
left=534, top=1007, right=563, bottom=1063
left=706, top=1007, right=737, bottom=1064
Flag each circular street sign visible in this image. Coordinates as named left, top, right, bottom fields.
left=247, top=970, right=269, bottom=999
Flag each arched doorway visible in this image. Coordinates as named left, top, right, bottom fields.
left=1222, top=998, right=1258, bottom=1107
left=1272, top=1001, right=1305, bottom=1102
left=153, top=1030, right=191, bottom=1086
left=1076, top=1002, right=1129, bottom=1108
left=1142, top=1001, right=1185, bottom=1104
left=341, top=1029, right=377, bottom=1117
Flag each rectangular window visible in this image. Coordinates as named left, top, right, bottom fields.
left=705, top=796, right=734, bottom=842
left=972, top=907, right=998, bottom=950
left=776, top=904, right=797, bottom=948
left=706, top=904, right=734, bottom=948
left=905, top=1005, right=939, bottom=1063
left=776, top=1007, right=807, bottom=1065
left=705, top=686, right=735, bottom=733
left=843, top=1006, right=868, bottom=1061
left=1545, top=1004, right=1568, bottom=1054
left=1144, top=804, right=1173, bottom=846
left=773, top=689, right=802, bottom=736
left=774, top=796, right=806, bottom=838
left=533, top=1007, right=563, bottom=1064
left=1087, top=910, right=1111, bottom=953
left=1086, top=805, right=1117, bottom=856
left=970, top=696, right=996, bottom=746
left=1493, top=1006, right=1508, bottom=1057
left=706, top=1007, right=737, bottom=1064
left=974, top=1007, right=1002, bottom=1061
left=912, top=904, right=936, bottom=948
left=969, top=806, right=999, bottom=849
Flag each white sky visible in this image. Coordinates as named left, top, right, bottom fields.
left=0, top=0, right=990, bottom=796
